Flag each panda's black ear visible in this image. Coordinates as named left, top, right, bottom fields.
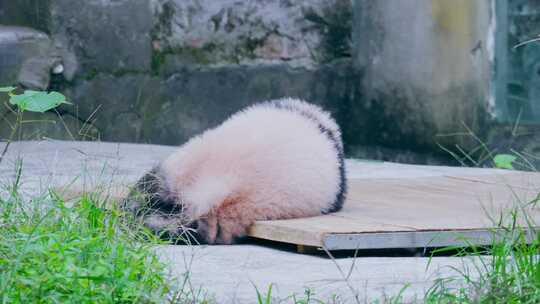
left=134, top=167, right=162, bottom=195
left=121, top=167, right=162, bottom=215
left=128, top=167, right=185, bottom=216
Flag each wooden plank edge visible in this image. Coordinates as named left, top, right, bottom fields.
left=247, top=223, right=325, bottom=247
left=322, top=228, right=540, bottom=250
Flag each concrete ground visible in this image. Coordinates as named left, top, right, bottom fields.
left=158, top=244, right=476, bottom=303
left=0, top=141, right=478, bottom=303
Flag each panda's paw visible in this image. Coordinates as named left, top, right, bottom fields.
left=196, top=214, right=247, bottom=245
left=195, top=215, right=218, bottom=244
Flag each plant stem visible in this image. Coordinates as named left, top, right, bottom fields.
left=0, top=109, right=22, bottom=165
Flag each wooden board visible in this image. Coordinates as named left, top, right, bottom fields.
left=248, top=160, right=540, bottom=250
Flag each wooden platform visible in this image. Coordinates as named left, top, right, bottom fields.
left=248, top=160, right=540, bottom=250
left=2, top=141, right=540, bottom=251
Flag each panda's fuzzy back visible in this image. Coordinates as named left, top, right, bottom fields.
left=152, top=98, right=346, bottom=244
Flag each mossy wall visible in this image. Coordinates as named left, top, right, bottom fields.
left=0, top=0, right=515, bottom=165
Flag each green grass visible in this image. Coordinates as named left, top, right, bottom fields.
left=0, top=177, right=182, bottom=303
left=421, top=206, right=540, bottom=304
left=254, top=284, right=344, bottom=304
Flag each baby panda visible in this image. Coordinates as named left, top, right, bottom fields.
left=122, top=98, right=346, bottom=244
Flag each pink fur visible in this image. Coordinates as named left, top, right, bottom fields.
left=160, top=98, right=344, bottom=244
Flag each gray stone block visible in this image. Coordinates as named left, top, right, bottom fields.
left=63, top=74, right=162, bottom=143
left=49, top=0, right=154, bottom=75
left=17, top=56, right=62, bottom=90
left=0, top=26, right=54, bottom=87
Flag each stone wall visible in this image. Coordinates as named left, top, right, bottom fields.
left=0, top=0, right=508, bottom=164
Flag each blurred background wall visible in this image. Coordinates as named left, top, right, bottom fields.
left=1, top=0, right=539, bottom=165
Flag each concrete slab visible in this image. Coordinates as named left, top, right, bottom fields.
left=0, top=140, right=172, bottom=197
left=157, top=244, right=477, bottom=303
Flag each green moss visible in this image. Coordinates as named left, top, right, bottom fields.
left=150, top=1, right=175, bottom=74
left=82, top=68, right=146, bottom=81
left=111, top=69, right=147, bottom=78
left=151, top=51, right=166, bottom=73
left=83, top=68, right=100, bottom=81
left=152, top=42, right=230, bottom=73
left=150, top=35, right=269, bottom=71
left=151, top=46, right=210, bottom=74
left=177, top=47, right=212, bottom=64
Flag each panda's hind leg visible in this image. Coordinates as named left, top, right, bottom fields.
left=196, top=196, right=260, bottom=244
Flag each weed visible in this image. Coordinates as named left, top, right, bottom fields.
left=254, top=284, right=341, bottom=304
left=0, top=167, right=195, bottom=303
left=421, top=199, right=540, bottom=303
left=0, top=86, right=68, bottom=165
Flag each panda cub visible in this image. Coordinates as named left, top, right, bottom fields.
left=122, top=98, right=346, bottom=244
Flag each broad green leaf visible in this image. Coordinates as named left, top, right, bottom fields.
left=0, top=86, right=16, bottom=93
left=9, top=90, right=68, bottom=112
left=493, top=154, right=517, bottom=170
